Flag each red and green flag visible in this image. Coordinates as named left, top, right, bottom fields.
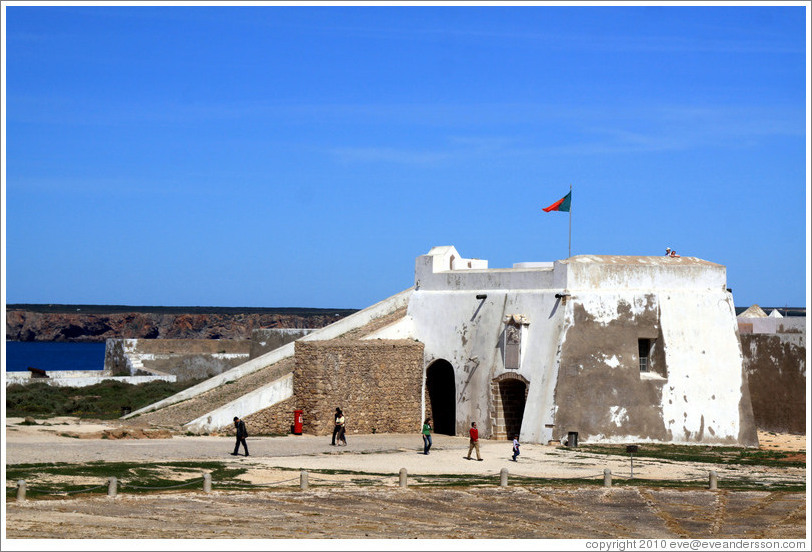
left=543, top=191, right=571, bottom=213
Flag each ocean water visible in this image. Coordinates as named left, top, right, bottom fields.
left=4, top=341, right=106, bottom=372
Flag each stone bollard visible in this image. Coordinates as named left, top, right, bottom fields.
left=108, top=477, right=117, bottom=498
left=500, top=468, right=509, bottom=488
left=709, top=470, right=718, bottom=490
left=203, top=473, right=212, bottom=493
left=604, top=469, right=612, bottom=488
left=300, top=470, right=308, bottom=491
left=17, top=480, right=26, bottom=502
left=399, top=468, right=408, bottom=488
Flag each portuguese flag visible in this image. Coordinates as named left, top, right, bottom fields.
left=543, top=191, right=571, bottom=213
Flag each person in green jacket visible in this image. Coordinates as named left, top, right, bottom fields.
left=422, top=417, right=432, bottom=455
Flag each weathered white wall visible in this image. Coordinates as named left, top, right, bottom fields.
left=738, top=316, right=806, bottom=334
left=407, top=286, right=566, bottom=443
left=408, top=248, right=754, bottom=446
left=564, top=255, right=727, bottom=291
left=415, top=246, right=558, bottom=292
left=658, top=290, right=746, bottom=443
left=5, top=372, right=175, bottom=387
left=184, top=373, right=293, bottom=433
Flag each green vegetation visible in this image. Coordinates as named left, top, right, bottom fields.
left=259, top=466, right=805, bottom=491
left=5, top=379, right=205, bottom=419
left=6, top=461, right=247, bottom=498
left=7, top=460, right=804, bottom=500
left=564, top=443, right=805, bottom=468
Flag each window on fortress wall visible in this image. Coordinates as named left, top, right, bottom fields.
left=638, top=339, right=652, bottom=372
left=505, top=324, right=522, bottom=370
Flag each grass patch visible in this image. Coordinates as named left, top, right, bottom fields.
left=5, top=378, right=206, bottom=420
left=7, top=459, right=804, bottom=500
left=6, top=461, right=248, bottom=498
left=565, top=443, right=805, bottom=468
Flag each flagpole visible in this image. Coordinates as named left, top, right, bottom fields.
left=568, top=184, right=572, bottom=258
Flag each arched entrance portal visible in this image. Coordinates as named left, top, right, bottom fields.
left=426, top=360, right=456, bottom=435
left=491, top=374, right=529, bottom=440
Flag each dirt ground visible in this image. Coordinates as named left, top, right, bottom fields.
left=3, top=417, right=808, bottom=544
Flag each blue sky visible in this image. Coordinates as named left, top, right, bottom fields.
left=2, top=3, right=809, bottom=310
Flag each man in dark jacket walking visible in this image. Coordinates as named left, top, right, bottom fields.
left=232, top=416, right=249, bottom=456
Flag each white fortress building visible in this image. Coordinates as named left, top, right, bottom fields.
left=397, top=246, right=756, bottom=446
left=128, top=246, right=759, bottom=447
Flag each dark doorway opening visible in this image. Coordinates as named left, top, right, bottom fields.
left=426, top=360, right=456, bottom=435
left=499, top=379, right=527, bottom=440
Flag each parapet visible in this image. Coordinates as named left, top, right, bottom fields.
left=414, top=247, right=727, bottom=293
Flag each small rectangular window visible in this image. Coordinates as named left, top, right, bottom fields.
left=638, top=339, right=651, bottom=372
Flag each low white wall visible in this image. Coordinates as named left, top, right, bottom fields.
left=184, top=373, right=294, bottom=433
left=122, top=342, right=297, bottom=419
left=738, top=316, right=806, bottom=334
left=5, top=372, right=175, bottom=388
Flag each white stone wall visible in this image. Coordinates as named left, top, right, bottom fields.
left=738, top=315, right=806, bottom=334
left=5, top=372, right=176, bottom=387
left=407, top=287, right=566, bottom=443
left=406, top=247, right=752, bottom=445
left=184, top=373, right=293, bottom=433
left=658, top=290, right=744, bottom=443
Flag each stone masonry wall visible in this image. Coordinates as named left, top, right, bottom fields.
left=294, top=339, right=424, bottom=436
left=239, top=396, right=298, bottom=436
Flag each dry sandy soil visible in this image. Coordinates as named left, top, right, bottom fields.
left=3, top=417, right=808, bottom=544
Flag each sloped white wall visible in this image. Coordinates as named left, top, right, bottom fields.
left=659, top=290, right=746, bottom=443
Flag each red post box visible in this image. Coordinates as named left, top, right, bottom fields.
left=293, top=409, right=303, bottom=435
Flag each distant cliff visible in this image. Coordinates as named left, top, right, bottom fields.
left=5, top=305, right=357, bottom=342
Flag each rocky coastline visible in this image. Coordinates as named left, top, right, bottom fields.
left=5, top=305, right=356, bottom=342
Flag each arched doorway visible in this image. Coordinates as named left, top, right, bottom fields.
left=426, top=360, right=456, bottom=435
left=491, top=374, right=529, bottom=439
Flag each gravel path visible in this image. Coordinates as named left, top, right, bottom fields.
left=5, top=419, right=806, bottom=541
left=6, top=487, right=807, bottom=540
left=5, top=419, right=805, bottom=487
